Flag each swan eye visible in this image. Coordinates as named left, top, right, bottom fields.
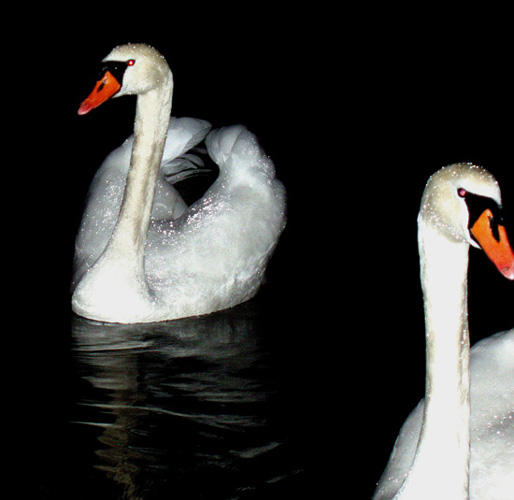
left=458, top=188, right=467, bottom=198
left=128, top=59, right=135, bottom=66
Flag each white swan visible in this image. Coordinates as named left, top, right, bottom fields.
left=72, top=43, right=286, bottom=323
left=373, top=164, right=514, bottom=500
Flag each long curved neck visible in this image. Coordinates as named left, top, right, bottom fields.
left=396, top=220, right=471, bottom=500
left=108, top=76, right=173, bottom=264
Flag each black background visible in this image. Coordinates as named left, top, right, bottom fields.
left=17, top=6, right=514, bottom=498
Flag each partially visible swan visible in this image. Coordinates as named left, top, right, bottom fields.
left=72, top=43, right=286, bottom=323
left=373, top=164, right=514, bottom=500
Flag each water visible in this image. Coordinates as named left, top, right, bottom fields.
left=35, top=301, right=320, bottom=500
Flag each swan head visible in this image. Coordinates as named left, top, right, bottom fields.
left=78, top=43, right=172, bottom=115
left=419, top=163, right=514, bottom=279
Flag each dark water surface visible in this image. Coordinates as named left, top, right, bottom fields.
left=35, top=301, right=329, bottom=500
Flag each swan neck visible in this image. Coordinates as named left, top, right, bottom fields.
left=110, top=77, right=173, bottom=259
left=397, top=220, right=471, bottom=500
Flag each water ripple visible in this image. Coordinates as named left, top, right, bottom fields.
left=64, top=303, right=304, bottom=499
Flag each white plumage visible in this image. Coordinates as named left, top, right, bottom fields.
left=72, top=44, right=286, bottom=323
left=373, top=164, right=514, bottom=500
left=374, top=329, right=514, bottom=500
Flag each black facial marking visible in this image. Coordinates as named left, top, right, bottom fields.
left=460, top=190, right=503, bottom=242
left=98, top=60, right=131, bottom=85
left=490, top=216, right=501, bottom=242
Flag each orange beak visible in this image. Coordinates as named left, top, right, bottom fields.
left=471, top=208, right=514, bottom=280
left=78, top=71, right=121, bottom=115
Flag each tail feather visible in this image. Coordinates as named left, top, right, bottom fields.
left=162, top=148, right=213, bottom=184
left=160, top=117, right=212, bottom=184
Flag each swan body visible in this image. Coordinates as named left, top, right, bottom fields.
left=72, top=44, right=286, bottom=323
left=373, top=164, right=514, bottom=500
left=374, top=329, right=514, bottom=500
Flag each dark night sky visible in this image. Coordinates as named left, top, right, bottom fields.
left=19, top=7, right=514, bottom=497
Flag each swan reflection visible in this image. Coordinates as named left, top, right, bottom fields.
left=70, top=303, right=299, bottom=499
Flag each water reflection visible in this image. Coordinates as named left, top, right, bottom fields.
left=69, top=302, right=303, bottom=499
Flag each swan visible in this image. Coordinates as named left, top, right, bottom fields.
left=72, top=43, right=286, bottom=323
left=373, top=163, right=514, bottom=500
